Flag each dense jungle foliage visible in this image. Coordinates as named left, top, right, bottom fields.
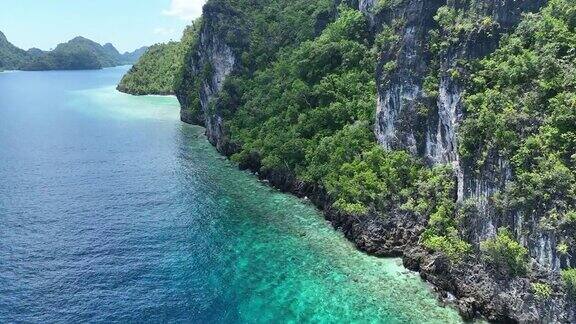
left=118, top=42, right=184, bottom=95
left=118, top=24, right=200, bottom=95
left=171, top=0, right=574, bottom=261
left=125, top=0, right=575, bottom=286
left=208, top=5, right=468, bottom=262
left=460, top=0, right=575, bottom=239
left=0, top=33, right=144, bottom=71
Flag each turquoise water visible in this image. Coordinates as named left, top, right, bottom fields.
left=0, top=67, right=463, bottom=323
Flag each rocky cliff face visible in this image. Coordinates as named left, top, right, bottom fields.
left=177, top=0, right=575, bottom=321
left=177, top=0, right=337, bottom=154
left=177, top=2, right=238, bottom=153
left=190, top=26, right=235, bottom=152
left=362, top=2, right=574, bottom=320
left=371, top=0, right=544, bottom=159
left=366, top=0, right=573, bottom=274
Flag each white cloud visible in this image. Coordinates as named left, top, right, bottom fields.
left=163, top=0, right=206, bottom=21
left=153, top=27, right=177, bottom=36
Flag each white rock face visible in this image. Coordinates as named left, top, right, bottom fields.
left=371, top=0, right=570, bottom=272
left=425, top=76, right=461, bottom=165
left=195, top=29, right=236, bottom=151
left=359, top=0, right=375, bottom=13
left=375, top=83, right=420, bottom=155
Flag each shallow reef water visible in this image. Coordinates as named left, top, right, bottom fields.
left=0, top=67, right=462, bottom=323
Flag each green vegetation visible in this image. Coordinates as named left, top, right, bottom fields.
left=422, top=228, right=472, bottom=263
left=1, top=33, right=146, bottom=71
left=0, top=31, right=29, bottom=70
left=210, top=5, right=469, bottom=261
left=219, top=0, right=334, bottom=73
left=433, top=5, right=496, bottom=47
left=324, top=149, right=420, bottom=214
left=410, top=167, right=471, bottom=263
left=228, top=8, right=377, bottom=206
left=23, top=37, right=121, bottom=70
left=118, top=23, right=200, bottom=95
left=480, top=228, right=529, bottom=276
left=118, top=42, right=182, bottom=95
left=162, top=0, right=571, bottom=277
left=177, top=0, right=335, bottom=115
left=119, top=46, right=148, bottom=64
left=460, top=0, right=576, bottom=229
left=557, top=242, right=569, bottom=255
left=23, top=50, right=101, bottom=70
left=176, top=3, right=470, bottom=262
left=532, top=282, right=553, bottom=300
left=225, top=7, right=448, bottom=218
left=562, top=268, right=576, bottom=297
left=373, top=0, right=406, bottom=14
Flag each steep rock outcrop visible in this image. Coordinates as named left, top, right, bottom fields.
left=177, top=2, right=239, bottom=153
left=176, top=0, right=338, bottom=154
left=369, top=0, right=575, bottom=319
left=370, top=0, right=571, bottom=272
left=371, top=0, right=444, bottom=156
left=404, top=247, right=576, bottom=322
left=175, top=0, right=575, bottom=321
left=374, top=0, right=545, bottom=161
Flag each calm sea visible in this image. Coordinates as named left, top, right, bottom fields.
left=0, top=67, right=462, bottom=323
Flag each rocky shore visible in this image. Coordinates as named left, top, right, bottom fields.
left=182, top=111, right=575, bottom=322
left=174, top=0, right=576, bottom=321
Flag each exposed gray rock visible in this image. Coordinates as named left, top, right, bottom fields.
left=175, top=0, right=575, bottom=321
left=178, top=5, right=237, bottom=153
left=404, top=247, right=576, bottom=323
left=371, top=0, right=572, bottom=274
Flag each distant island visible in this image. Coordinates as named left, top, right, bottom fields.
left=0, top=31, right=147, bottom=71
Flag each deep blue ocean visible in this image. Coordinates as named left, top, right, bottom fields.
left=0, top=67, right=462, bottom=323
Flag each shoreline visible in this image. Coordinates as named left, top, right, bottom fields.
left=181, top=112, right=575, bottom=322
left=180, top=112, right=470, bottom=319
left=115, top=85, right=175, bottom=98
left=0, top=65, right=132, bottom=73
left=115, top=86, right=175, bottom=98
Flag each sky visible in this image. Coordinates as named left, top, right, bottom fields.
left=0, top=0, right=206, bottom=53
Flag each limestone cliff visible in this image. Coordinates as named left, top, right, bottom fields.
left=178, top=2, right=237, bottom=153
left=366, top=0, right=574, bottom=273
left=365, top=0, right=575, bottom=320
left=175, top=0, right=575, bottom=321
left=177, top=1, right=338, bottom=154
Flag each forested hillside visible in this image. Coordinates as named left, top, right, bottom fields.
left=120, top=46, right=148, bottom=65
left=123, top=0, right=576, bottom=321
left=117, top=24, right=200, bottom=95
left=0, top=31, right=29, bottom=70
left=459, top=0, right=575, bottom=265
left=0, top=33, right=146, bottom=71
left=21, top=37, right=144, bottom=71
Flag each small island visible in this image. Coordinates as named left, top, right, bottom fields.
left=0, top=31, right=147, bottom=71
